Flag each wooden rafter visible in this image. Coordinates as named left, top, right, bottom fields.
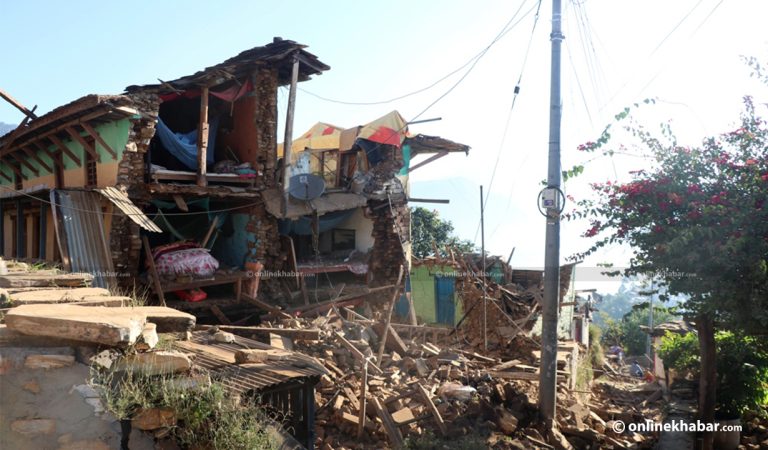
left=30, top=141, right=59, bottom=169
left=6, top=160, right=25, bottom=180
left=65, top=127, right=100, bottom=163
left=407, top=150, right=448, bottom=173
left=20, top=145, right=53, bottom=173
left=0, top=107, right=124, bottom=158
left=80, top=122, right=117, bottom=159
left=0, top=160, right=13, bottom=182
left=47, top=135, right=81, bottom=167
left=8, top=151, right=39, bottom=177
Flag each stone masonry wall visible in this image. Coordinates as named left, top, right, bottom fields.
left=110, top=94, right=160, bottom=286
left=0, top=346, right=154, bottom=450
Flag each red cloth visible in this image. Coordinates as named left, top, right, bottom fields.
left=159, top=79, right=253, bottom=103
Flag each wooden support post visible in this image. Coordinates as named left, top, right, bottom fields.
left=196, top=86, right=210, bottom=187
left=142, top=236, right=166, bottom=306
left=38, top=202, right=46, bottom=260
left=357, top=360, right=368, bottom=438
left=281, top=52, right=300, bottom=217
left=376, top=265, right=405, bottom=367
left=201, top=215, right=219, bottom=248
left=15, top=199, right=24, bottom=259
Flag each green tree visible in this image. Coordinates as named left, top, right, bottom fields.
left=659, top=331, right=768, bottom=417
left=619, top=303, right=678, bottom=356
left=572, top=97, right=768, bottom=448
left=410, top=207, right=475, bottom=259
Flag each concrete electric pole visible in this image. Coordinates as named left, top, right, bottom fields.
left=538, top=0, right=564, bottom=430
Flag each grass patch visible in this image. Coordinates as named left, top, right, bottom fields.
left=89, top=360, right=278, bottom=449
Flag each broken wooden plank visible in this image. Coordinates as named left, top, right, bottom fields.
left=242, top=294, right=292, bottom=319
left=357, top=361, right=368, bottom=438
left=376, top=266, right=404, bottom=367
left=209, top=305, right=232, bottom=325
left=334, top=331, right=382, bottom=375
left=372, top=396, right=404, bottom=448
left=5, top=304, right=146, bottom=346
left=416, top=384, right=447, bottom=436
left=372, top=323, right=409, bottom=356
left=198, top=325, right=321, bottom=341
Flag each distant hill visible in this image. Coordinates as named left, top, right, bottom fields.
left=0, top=122, right=15, bottom=136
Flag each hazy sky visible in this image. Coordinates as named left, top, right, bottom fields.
left=2, top=0, right=767, bottom=288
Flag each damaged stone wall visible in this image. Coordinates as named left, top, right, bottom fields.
left=251, top=68, right=279, bottom=189
left=366, top=149, right=410, bottom=289
left=110, top=94, right=160, bottom=286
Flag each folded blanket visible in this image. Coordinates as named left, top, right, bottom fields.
left=154, top=248, right=219, bottom=278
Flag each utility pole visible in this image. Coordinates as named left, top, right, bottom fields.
left=538, top=0, right=564, bottom=430
left=647, top=279, right=654, bottom=368
left=480, top=185, right=487, bottom=351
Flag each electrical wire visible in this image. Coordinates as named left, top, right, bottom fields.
left=298, top=0, right=537, bottom=107
left=472, top=0, right=543, bottom=243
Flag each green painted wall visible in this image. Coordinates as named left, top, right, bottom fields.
left=2, top=118, right=132, bottom=181
left=410, top=265, right=463, bottom=325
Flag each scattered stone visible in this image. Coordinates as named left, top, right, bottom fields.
left=132, top=408, right=176, bottom=430
left=24, top=354, right=75, bottom=369
left=11, top=419, right=56, bottom=436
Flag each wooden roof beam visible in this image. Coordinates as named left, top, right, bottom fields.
left=0, top=88, right=38, bottom=120
left=80, top=122, right=117, bottom=159
left=65, top=127, right=100, bottom=163
left=0, top=106, right=127, bottom=158
left=47, top=135, right=81, bottom=167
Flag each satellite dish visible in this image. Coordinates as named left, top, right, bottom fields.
left=288, top=174, right=326, bottom=200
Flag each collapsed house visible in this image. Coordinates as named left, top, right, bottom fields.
left=0, top=38, right=468, bottom=317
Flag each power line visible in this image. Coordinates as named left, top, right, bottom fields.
left=472, top=0, right=543, bottom=243
left=600, top=0, right=707, bottom=111
left=298, top=0, right=537, bottom=107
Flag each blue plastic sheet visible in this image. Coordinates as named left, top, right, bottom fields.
left=278, top=209, right=356, bottom=236
left=155, top=116, right=220, bottom=170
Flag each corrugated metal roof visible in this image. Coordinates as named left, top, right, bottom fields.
left=98, top=187, right=161, bottom=233
left=50, top=190, right=116, bottom=289
left=176, top=331, right=326, bottom=394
